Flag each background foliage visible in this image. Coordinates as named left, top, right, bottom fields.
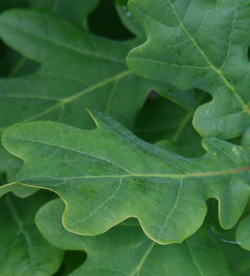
left=0, top=0, right=249, bottom=275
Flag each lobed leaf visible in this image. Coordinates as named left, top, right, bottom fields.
left=135, top=95, right=206, bottom=157
left=1, top=1, right=249, bottom=274
left=36, top=198, right=232, bottom=276
left=0, top=8, right=199, bottom=186
left=208, top=225, right=250, bottom=275
left=127, top=0, right=250, bottom=139
left=0, top=9, right=147, bottom=131
left=27, top=0, right=99, bottom=30
left=0, top=4, right=98, bottom=195
left=0, top=8, right=146, bottom=185
left=0, top=192, right=64, bottom=275
left=0, top=0, right=98, bottom=79
left=236, top=215, right=250, bottom=251
left=2, top=112, right=249, bottom=244
left=115, top=0, right=145, bottom=39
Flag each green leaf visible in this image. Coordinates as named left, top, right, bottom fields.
left=0, top=142, right=38, bottom=197
left=241, top=128, right=250, bottom=149
left=127, top=0, right=250, bottom=139
left=0, top=8, right=147, bottom=186
left=54, top=251, right=87, bottom=276
left=0, top=191, right=64, bottom=275
left=0, top=8, right=197, bottom=133
left=36, top=198, right=232, bottom=276
left=0, top=8, right=198, bottom=186
left=0, top=9, right=146, bottom=131
left=209, top=226, right=250, bottom=275
left=135, top=94, right=206, bottom=157
left=88, top=0, right=135, bottom=41
left=0, top=143, right=22, bottom=181
left=115, top=0, right=145, bottom=39
left=0, top=0, right=97, bottom=78
left=236, top=216, right=250, bottom=251
left=204, top=198, right=250, bottom=275
left=2, top=112, right=249, bottom=244
left=27, top=0, right=99, bottom=30
left=0, top=3, right=98, bottom=194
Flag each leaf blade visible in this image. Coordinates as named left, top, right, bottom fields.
left=127, top=0, right=250, bottom=139
left=0, top=192, right=64, bottom=275
left=2, top=113, right=249, bottom=244
left=36, top=198, right=232, bottom=276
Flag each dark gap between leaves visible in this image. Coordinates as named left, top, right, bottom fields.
left=53, top=250, right=87, bottom=276
left=0, top=172, right=7, bottom=186
left=88, top=0, right=135, bottom=40
left=0, top=43, right=40, bottom=78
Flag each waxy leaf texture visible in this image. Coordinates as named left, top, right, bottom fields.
left=127, top=0, right=250, bottom=139
left=2, top=112, right=249, bottom=244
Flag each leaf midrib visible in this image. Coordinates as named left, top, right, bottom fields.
left=6, top=135, right=249, bottom=179
left=167, top=0, right=249, bottom=114
left=5, top=195, right=36, bottom=273
left=129, top=242, right=155, bottom=276
left=186, top=239, right=204, bottom=276
left=17, top=166, right=249, bottom=181
left=130, top=1, right=249, bottom=114
left=0, top=70, right=132, bottom=133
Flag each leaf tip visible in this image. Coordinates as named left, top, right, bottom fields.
left=85, top=108, right=102, bottom=129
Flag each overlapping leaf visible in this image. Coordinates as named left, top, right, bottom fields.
left=0, top=191, right=63, bottom=275
left=135, top=94, right=207, bottom=157
left=2, top=112, right=249, bottom=244
left=127, top=0, right=250, bottom=139
left=0, top=0, right=97, bottom=79
left=0, top=9, right=146, bottom=134
left=0, top=2, right=99, bottom=190
left=36, top=198, right=232, bottom=275
left=0, top=8, right=199, bottom=185
left=236, top=215, right=250, bottom=251
left=0, top=1, right=249, bottom=274
left=27, top=0, right=99, bottom=30
left=209, top=225, right=250, bottom=275
left=242, top=128, right=250, bottom=149
left=115, top=0, right=145, bottom=39
left=0, top=8, right=147, bottom=185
